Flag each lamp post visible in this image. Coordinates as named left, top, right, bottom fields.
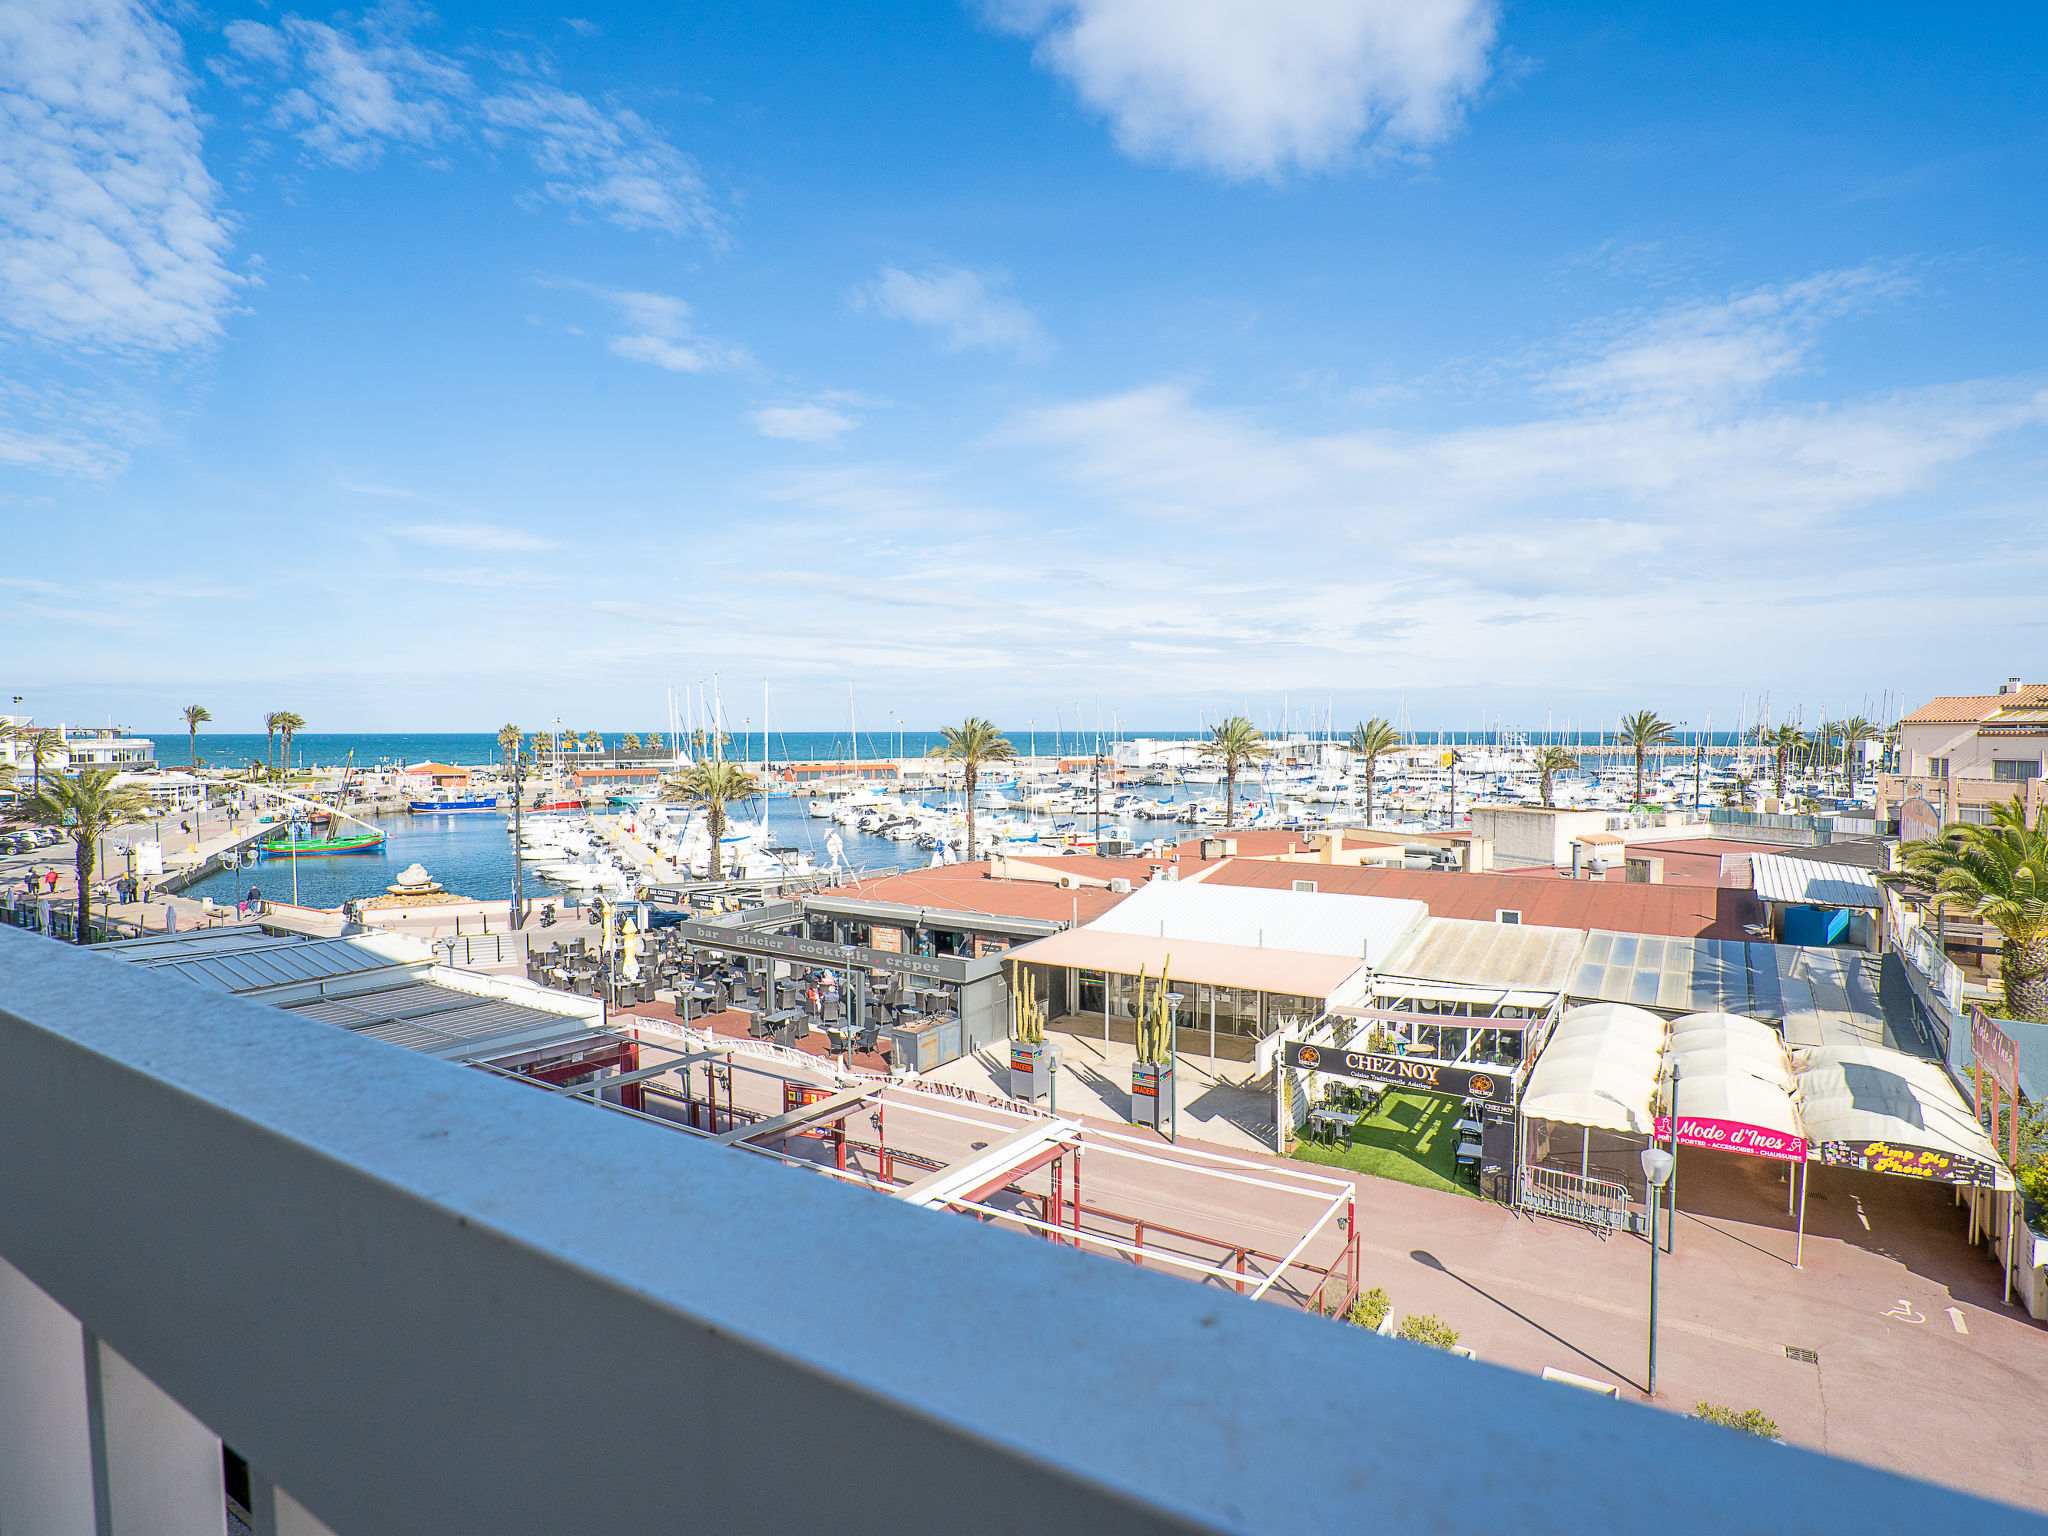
left=1640, top=1146, right=1675, bottom=1396
left=1164, top=991, right=1184, bottom=1144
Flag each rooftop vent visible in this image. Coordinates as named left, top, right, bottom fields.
left=2004, top=677, right=2023, bottom=694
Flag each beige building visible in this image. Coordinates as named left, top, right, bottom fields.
left=1877, top=679, right=2048, bottom=826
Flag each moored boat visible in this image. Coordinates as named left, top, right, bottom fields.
left=254, top=827, right=385, bottom=858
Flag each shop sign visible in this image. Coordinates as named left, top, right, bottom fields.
left=1816, top=1139, right=1997, bottom=1187
left=1653, top=1114, right=1805, bottom=1162
left=1972, top=1008, right=2020, bottom=1097
left=1284, top=1042, right=1514, bottom=1106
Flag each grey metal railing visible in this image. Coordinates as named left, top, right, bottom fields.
left=0, top=928, right=2028, bottom=1535
left=1520, top=1164, right=1642, bottom=1235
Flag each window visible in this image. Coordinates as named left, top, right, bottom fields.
left=1927, top=757, right=1948, bottom=779
left=1495, top=909, right=1522, bottom=925
left=1292, top=879, right=1318, bottom=893
left=1992, top=760, right=2041, bottom=783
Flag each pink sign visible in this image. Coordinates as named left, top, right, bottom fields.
left=1971, top=1008, right=2019, bottom=1098
left=1653, top=1115, right=1806, bottom=1162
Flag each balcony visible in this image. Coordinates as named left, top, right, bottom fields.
left=0, top=926, right=2028, bottom=1534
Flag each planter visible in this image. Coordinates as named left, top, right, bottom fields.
left=1009, top=1038, right=1061, bottom=1103
left=1130, top=1058, right=1175, bottom=1132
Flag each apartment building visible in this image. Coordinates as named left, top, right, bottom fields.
left=1877, top=678, right=2048, bottom=827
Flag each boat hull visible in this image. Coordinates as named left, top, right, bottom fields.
left=255, top=833, right=385, bottom=858
left=407, top=797, right=500, bottom=813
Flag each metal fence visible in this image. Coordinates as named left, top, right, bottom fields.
left=1519, top=1165, right=1642, bottom=1235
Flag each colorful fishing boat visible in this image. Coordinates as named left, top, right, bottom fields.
left=407, top=790, right=500, bottom=814
left=254, top=827, right=385, bottom=858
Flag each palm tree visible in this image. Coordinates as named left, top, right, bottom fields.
left=1895, top=801, right=2048, bottom=1022
left=182, top=704, right=211, bottom=767
left=1613, top=710, right=1678, bottom=807
left=1764, top=723, right=1803, bottom=800
left=275, top=712, right=307, bottom=778
left=497, top=724, right=524, bottom=762
left=932, top=718, right=1017, bottom=861
left=1834, top=717, right=1882, bottom=799
left=9, top=724, right=62, bottom=796
left=1201, top=716, right=1270, bottom=829
left=621, top=732, right=642, bottom=753
left=583, top=731, right=603, bottom=754
left=25, top=769, right=152, bottom=945
left=1532, top=746, right=1581, bottom=809
left=264, top=711, right=285, bottom=777
left=1347, top=718, right=1401, bottom=827
left=661, top=760, right=760, bottom=879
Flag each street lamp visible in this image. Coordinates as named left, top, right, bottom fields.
left=1164, top=991, right=1184, bottom=1144
left=1640, top=1146, right=1676, bottom=1396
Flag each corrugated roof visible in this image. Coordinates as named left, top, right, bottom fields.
left=1204, top=860, right=1762, bottom=939
left=1086, top=878, right=1428, bottom=967
left=1749, top=853, right=1880, bottom=909
left=1567, top=931, right=1885, bottom=1043
left=95, top=932, right=424, bottom=993
left=1374, top=916, right=1583, bottom=993
left=811, top=868, right=1130, bottom=925
left=282, top=981, right=597, bottom=1057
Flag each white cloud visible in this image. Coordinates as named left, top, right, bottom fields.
left=752, top=402, right=859, bottom=442
left=860, top=265, right=1047, bottom=357
left=480, top=85, right=720, bottom=239
left=1001, top=272, right=2048, bottom=627
left=228, top=9, right=469, bottom=168
left=542, top=279, right=747, bottom=372
left=0, top=0, right=239, bottom=351
left=393, top=522, right=557, bottom=551
left=988, top=0, right=1498, bottom=179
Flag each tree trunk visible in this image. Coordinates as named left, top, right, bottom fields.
left=1365, top=754, right=1375, bottom=827
left=1225, top=765, right=1237, bottom=828
left=708, top=802, right=724, bottom=880
left=965, top=763, right=977, bottom=863
left=73, top=831, right=93, bottom=945
left=1634, top=750, right=1645, bottom=805
left=1541, top=773, right=1554, bottom=809
left=2001, top=931, right=2048, bottom=1024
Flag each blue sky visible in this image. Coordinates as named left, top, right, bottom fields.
left=2, top=0, right=2045, bottom=736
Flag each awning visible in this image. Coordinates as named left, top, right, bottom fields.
left=1002, top=927, right=1367, bottom=998
left=1520, top=1003, right=1667, bottom=1133
left=1794, top=1042, right=2012, bottom=1189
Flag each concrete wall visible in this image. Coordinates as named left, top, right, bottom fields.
left=1471, top=807, right=1607, bottom=868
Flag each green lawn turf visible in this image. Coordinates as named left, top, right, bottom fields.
left=1287, top=1089, right=1480, bottom=1198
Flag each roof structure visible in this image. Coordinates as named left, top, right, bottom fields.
left=1899, top=685, right=2048, bottom=725
left=91, top=925, right=610, bottom=1066
left=1375, top=917, right=1584, bottom=994
left=1567, top=931, right=1886, bottom=1045
left=1794, top=1042, right=2011, bottom=1189
left=1521, top=1004, right=1666, bottom=1133
left=1203, top=859, right=1762, bottom=939
left=810, top=866, right=1132, bottom=926
left=1002, top=927, right=1367, bottom=997
left=1749, top=853, right=1881, bottom=909
left=1086, top=878, right=1427, bottom=966
left=91, top=927, right=428, bottom=994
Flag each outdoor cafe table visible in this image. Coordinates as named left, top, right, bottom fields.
left=1306, top=1107, right=1361, bottom=1146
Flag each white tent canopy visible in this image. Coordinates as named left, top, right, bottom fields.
left=1794, top=1042, right=2011, bottom=1190
left=1520, top=1003, right=1666, bottom=1133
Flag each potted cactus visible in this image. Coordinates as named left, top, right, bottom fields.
left=1129, top=961, right=1177, bottom=1137
left=1007, top=963, right=1059, bottom=1103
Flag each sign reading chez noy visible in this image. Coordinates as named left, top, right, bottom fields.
left=1284, top=1042, right=1514, bottom=1107
left=1653, top=1115, right=1806, bottom=1162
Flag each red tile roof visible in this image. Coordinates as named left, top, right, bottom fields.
left=1205, top=860, right=1762, bottom=939
left=1899, top=685, right=2048, bottom=724
left=812, top=866, right=1132, bottom=925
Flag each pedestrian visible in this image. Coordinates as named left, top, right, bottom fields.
left=43, top=868, right=58, bottom=895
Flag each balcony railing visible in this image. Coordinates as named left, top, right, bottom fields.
left=0, top=926, right=2030, bottom=1535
